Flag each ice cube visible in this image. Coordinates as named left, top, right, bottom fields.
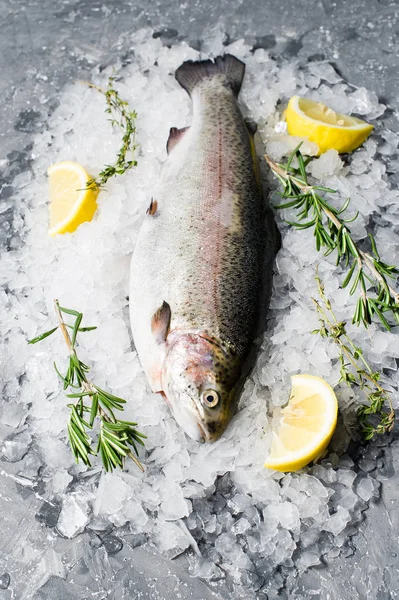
left=323, top=507, right=351, bottom=536
left=308, top=62, right=341, bottom=85
left=94, top=473, right=131, bottom=515
left=204, top=514, right=217, bottom=534
left=51, top=470, right=73, bottom=495
left=356, top=477, right=377, bottom=502
left=192, top=558, right=224, bottom=581
left=215, top=533, right=253, bottom=569
left=160, top=479, right=191, bottom=521
left=266, top=135, right=318, bottom=161
left=227, top=493, right=251, bottom=515
left=154, top=520, right=190, bottom=554
left=298, top=550, right=321, bottom=569
left=232, top=517, right=251, bottom=535
left=336, top=487, right=359, bottom=511
left=309, top=150, right=343, bottom=179
left=38, top=435, right=75, bottom=469
left=123, top=502, right=149, bottom=529
left=2, top=429, right=32, bottom=462
left=349, top=87, right=385, bottom=118
left=358, top=458, right=376, bottom=473
left=57, top=495, right=90, bottom=538
left=311, top=465, right=338, bottom=484
left=0, top=403, right=27, bottom=428
left=263, top=502, right=300, bottom=532
left=296, top=474, right=330, bottom=498
left=336, top=469, right=357, bottom=488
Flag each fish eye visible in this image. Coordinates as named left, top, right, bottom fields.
left=201, top=389, right=219, bottom=408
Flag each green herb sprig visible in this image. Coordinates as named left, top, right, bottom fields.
left=82, top=76, right=138, bottom=189
left=28, top=301, right=146, bottom=472
left=312, top=271, right=395, bottom=439
left=265, top=146, right=399, bottom=330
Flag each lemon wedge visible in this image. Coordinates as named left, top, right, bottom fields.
left=285, top=96, right=374, bottom=154
left=48, top=161, right=99, bottom=237
left=264, top=374, right=338, bottom=472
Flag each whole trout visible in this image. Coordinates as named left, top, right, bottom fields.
left=130, top=55, right=277, bottom=442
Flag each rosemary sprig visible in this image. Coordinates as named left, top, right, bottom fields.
left=312, top=271, right=395, bottom=440
left=28, top=301, right=146, bottom=471
left=265, top=145, right=399, bottom=330
left=83, top=76, right=138, bottom=189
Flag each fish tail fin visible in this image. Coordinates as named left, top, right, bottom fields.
left=175, top=54, right=245, bottom=97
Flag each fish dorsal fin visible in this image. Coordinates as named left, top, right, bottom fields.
left=151, top=301, right=171, bottom=343
left=166, top=126, right=189, bottom=154
left=146, top=198, right=158, bottom=216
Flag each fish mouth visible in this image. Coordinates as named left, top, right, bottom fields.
left=197, top=421, right=207, bottom=443
left=170, top=397, right=223, bottom=443
left=169, top=400, right=206, bottom=443
left=164, top=389, right=227, bottom=443
left=167, top=396, right=225, bottom=443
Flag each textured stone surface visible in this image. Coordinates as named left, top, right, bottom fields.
left=1, top=0, right=399, bottom=598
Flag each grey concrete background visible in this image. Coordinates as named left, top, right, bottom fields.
left=1, top=0, right=399, bottom=598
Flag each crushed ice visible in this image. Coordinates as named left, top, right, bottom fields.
left=1, top=27, right=398, bottom=599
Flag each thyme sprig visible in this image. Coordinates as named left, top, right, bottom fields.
left=312, top=271, right=395, bottom=440
left=265, top=146, right=399, bottom=330
left=83, top=76, right=138, bottom=189
left=28, top=301, right=146, bottom=472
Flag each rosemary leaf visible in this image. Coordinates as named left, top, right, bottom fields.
left=28, top=300, right=145, bottom=472
left=266, top=146, right=399, bottom=330
left=65, top=324, right=97, bottom=332
left=71, top=312, right=83, bottom=347
left=312, top=270, right=395, bottom=440
left=28, top=327, right=59, bottom=344
left=59, top=306, right=80, bottom=317
left=89, top=394, right=99, bottom=427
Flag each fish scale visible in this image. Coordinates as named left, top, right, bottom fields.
left=130, top=54, right=278, bottom=442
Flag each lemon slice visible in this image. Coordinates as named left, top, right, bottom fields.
left=264, top=374, right=338, bottom=472
left=286, top=96, right=374, bottom=154
left=48, top=161, right=99, bottom=237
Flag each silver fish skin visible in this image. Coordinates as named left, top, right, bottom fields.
left=129, top=55, right=277, bottom=442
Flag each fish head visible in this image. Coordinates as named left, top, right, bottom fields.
left=162, top=333, right=241, bottom=442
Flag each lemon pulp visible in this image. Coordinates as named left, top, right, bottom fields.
left=285, top=96, right=374, bottom=154
left=48, top=161, right=99, bottom=236
left=264, top=374, right=338, bottom=472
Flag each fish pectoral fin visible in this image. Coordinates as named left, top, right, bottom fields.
left=148, top=301, right=171, bottom=391
left=166, top=127, right=189, bottom=154
left=151, top=301, right=171, bottom=343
